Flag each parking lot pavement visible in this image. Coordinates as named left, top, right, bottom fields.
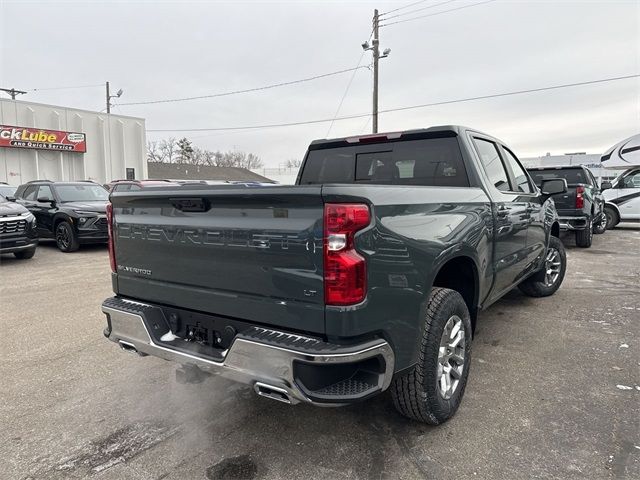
left=1, top=227, right=639, bottom=480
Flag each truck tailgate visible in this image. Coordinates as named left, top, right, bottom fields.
left=110, top=186, right=325, bottom=334
left=550, top=187, right=578, bottom=212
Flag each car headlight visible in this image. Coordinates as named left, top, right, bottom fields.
left=22, top=212, right=36, bottom=224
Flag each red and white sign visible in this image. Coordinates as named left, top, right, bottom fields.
left=0, top=125, right=86, bottom=153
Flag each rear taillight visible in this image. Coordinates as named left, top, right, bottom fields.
left=106, top=203, right=116, bottom=273
left=576, top=186, right=585, bottom=209
left=323, top=203, right=370, bottom=306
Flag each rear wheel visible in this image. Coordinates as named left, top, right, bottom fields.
left=55, top=221, right=80, bottom=252
left=391, top=288, right=472, bottom=424
left=575, top=219, right=593, bottom=248
left=604, top=206, right=619, bottom=230
left=518, top=235, right=566, bottom=297
left=14, top=247, right=36, bottom=259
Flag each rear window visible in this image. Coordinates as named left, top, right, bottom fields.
left=299, top=137, right=469, bottom=187
left=528, top=168, right=590, bottom=186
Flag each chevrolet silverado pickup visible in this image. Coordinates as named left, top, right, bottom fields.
left=102, top=126, right=567, bottom=424
left=528, top=165, right=606, bottom=246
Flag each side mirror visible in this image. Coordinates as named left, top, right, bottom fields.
left=37, top=196, right=55, bottom=205
left=6, top=195, right=16, bottom=202
left=600, top=181, right=612, bottom=191
left=541, top=178, right=567, bottom=196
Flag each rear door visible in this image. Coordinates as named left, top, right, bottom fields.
left=472, top=137, right=531, bottom=296
left=33, top=185, right=55, bottom=234
left=111, top=186, right=326, bottom=334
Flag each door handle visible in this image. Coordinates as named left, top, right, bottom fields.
left=496, top=205, right=509, bottom=216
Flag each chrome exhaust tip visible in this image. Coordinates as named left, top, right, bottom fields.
left=254, top=382, right=292, bottom=404
left=119, top=340, right=138, bottom=354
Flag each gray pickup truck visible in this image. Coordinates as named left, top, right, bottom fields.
left=102, top=126, right=567, bottom=424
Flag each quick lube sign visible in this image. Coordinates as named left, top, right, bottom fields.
left=0, top=125, right=86, bottom=153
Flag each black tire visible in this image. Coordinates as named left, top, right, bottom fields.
left=575, top=220, right=593, bottom=248
left=518, top=235, right=566, bottom=297
left=604, top=206, right=619, bottom=230
left=593, top=213, right=606, bottom=234
left=14, top=247, right=36, bottom=259
left=391, top=287, right=472, bottom=425
left=55, top=221, right=80, bottom=252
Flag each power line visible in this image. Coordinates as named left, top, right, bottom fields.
left=380, top=0, right=432, bottom=16
left=381, top=0, right=459, bottom=21
left=380, top=0, right=496, bottom=27
left=116, top=67, right=369, bottom=106
left=147, top=73, right=639, bottom=133
left=326, top=51, right=368, bottom=137
left=29, top=83, right=104, bottom=92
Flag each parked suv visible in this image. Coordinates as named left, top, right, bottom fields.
left=528, top=165, right=606, bottom=247
left=0, top=194, right=38, bottom=259
left=15, top=181, right=109, bottom=252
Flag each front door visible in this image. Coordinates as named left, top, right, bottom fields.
left=471, top=137, right=531, bottom=297
left=499, top=145, right=545, bottom=272
left=608, top=169, right=640, bottom=221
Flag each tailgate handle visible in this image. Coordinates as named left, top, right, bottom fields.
left=170, top=197, right=211, bottom=212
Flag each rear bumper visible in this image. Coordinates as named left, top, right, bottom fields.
left=558, top=216, right=589, bottom=231
left=102, top=297, right=394, bottom=406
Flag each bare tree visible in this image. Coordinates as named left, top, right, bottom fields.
left=147, top=138, right=179, bottom=163
left=285, top=158, right=302, bottom=168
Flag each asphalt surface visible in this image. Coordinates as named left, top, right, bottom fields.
left=1, top=226, right=639, bottom=480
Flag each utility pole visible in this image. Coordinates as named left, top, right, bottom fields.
left=372, top=9, right=380, bottom=133
left=0, top=87, right=27, bottom=100
left=362, top=10, right=390, bottom=134
left=106, top=81, right=111, bottom=114
left=106, top=81, right=123, bottom=114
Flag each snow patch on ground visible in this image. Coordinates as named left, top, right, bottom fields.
left=616, top=385, right=633, bottom=390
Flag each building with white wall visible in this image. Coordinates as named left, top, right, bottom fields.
left=0, top=98, right=146, bottom=185
left=521, top=153, right=618, bottom=181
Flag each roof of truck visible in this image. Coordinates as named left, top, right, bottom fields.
left=527, top=165, right=587, bottom=170
left=309, top=125, right=496, bottom=149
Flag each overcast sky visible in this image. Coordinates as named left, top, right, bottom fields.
left=1, top=0, right=638, bottom=166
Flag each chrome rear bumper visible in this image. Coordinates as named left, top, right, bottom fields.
left=102, top=297, right=394, bottom=406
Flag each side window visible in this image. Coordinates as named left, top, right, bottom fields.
left=23, top=186, right=38, bottom=201
left=113, top=184, right=130, bottom=192
left=473, top=138, right=510, bottom=192
left=502, top=148, right=533, bottom=193
left=622, top=171, right=640, bottom=188
left=37, top=185, right=53, bottom=200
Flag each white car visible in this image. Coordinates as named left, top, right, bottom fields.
left=602, top=167, right=640, bottom=229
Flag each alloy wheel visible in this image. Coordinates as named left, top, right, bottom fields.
left=543, top=247, right=562, bottom=287
left=56, top=224, right=70, bottom=250
left=437, top=315, right=466, bottom=400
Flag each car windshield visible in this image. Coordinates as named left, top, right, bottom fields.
left=0, top=185, right=16, bottom=197
left=528, top=168, right=589, bottom=186
left=55, top=184, right=109, bottom=202
left=0, top=194, right=6, bottom=203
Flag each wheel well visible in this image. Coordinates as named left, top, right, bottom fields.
left=432, top=256, right=478, bottom=329
left=53, top=215, right=70, bottom=231
left=551, top=221, right=560, bottom=238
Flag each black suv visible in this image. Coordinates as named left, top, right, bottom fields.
left=0, top=194, right=38, bottom=259
left=15, top=181, right=110, bottom=252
